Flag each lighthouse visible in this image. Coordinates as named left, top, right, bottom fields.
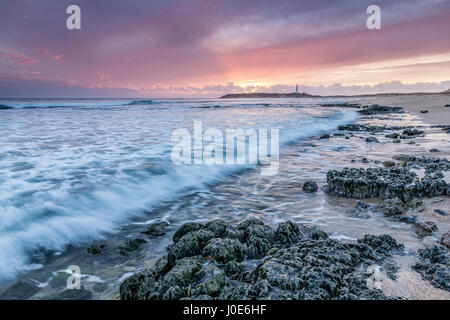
left=295, top=84, right=299, bottom=94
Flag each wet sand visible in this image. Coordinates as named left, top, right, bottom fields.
left=355, top=93, right=450, bottom=299
left=356, top=93, right=450, bottom=126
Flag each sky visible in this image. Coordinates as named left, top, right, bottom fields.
left=0, top=0, right=449, bottom=98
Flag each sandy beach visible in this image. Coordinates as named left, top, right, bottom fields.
left=357, top=93, right=450, bottom=126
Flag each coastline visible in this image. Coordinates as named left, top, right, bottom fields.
left=117, top=96, right=450, bottom=300
left=355, top=93, right=450, bottom=126
left=0, top=95, right=448, bottom=300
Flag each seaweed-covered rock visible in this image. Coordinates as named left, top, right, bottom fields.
left=51, top=287, right=92, bottom=300
left=375, top=198, right=407, bottom=217
left=274, top=221, right=301, bottom=245
left=0, top=282, right=39, bottom=299
left=87, top=243, right=106, bottom=255
left=346, top=201, right=372, bottom=219
left=385, top=133, right=400, bottom=139
left=204, top=220, right=228, bottom=238
left=173, top=222, right=203, bottom=243
left=413, top=245, right=449, bottom=291
left=302, top=181, right=318, bottom=193
left=392, top=155, right=450, bottom=173
left=382, top=160, right=396, bottom=168
left=441, top=232, right=450, bottom=249
left=400, top=128, right=425, bottom=139
left=338, top=124, right=386, bottom=132
left=413, top=220, right=437, bottom=237
left=326, top=167, right=416, bottom=200
left=365, top=137, right=379, bottom=143
left=118, top=238, right=147, bottom=256
left=326, top=167, right=447, bottom=201
left=224, top=261, right=244, bottom=276
left=237, top=217, right=265, bottom=230
left=202, top=238, right=244, bottom=263
left=120, top=220, right=404, bottom=300
left=168, top=229, right=215, bottom=266
left=358, top=105, right=403, bottom=115
left=245, top=224, right=275, bottom=259
left=142, top=222, right=169, bottom=236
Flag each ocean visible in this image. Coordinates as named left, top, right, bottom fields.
left=0, top=97, right=446, bottom=299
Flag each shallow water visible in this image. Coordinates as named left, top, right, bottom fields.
left=0, top=97, right=448, bottom=299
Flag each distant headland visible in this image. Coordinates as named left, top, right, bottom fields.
left=220, top=92, right=319, bottom=99
left=220, top=88, right=450, bottom=99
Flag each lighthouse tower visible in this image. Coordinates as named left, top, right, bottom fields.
left=295, top=84, right=299, bottom=94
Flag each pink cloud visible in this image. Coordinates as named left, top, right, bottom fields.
left=0, top=50, right=39, bottom=66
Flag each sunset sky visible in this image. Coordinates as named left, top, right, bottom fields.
left=0, top=0, right=449, bottom=97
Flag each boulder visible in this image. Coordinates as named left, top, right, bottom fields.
left=302, top=181, right=318, bottom=193
left=376, top=198, right=407, bottom=216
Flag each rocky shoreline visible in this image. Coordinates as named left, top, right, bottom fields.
left=1, top=100, right=448, bottom=300
left=117, top=102, right=449, bottom=300
left=120, top=219, right=404, bottom=300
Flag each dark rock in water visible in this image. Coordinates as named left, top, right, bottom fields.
left=445, top=104, right=450, bottom=107
left=406, top=198, right=425, bottom=210
left=120, top=220, right=403, bottom=300
left=202, top=238, right=244, bottom=263
left=392, top=155, right=450, bottom=173
left=429, top=148, right=440, bottom=153
left=385, top=133, right=400, bottom=139
left=375, top=198, right=407, bottom=217
left=319, top=133, right=330, bottom=139
left=118, top=238, right=147, bottom=256
left=434, top=209, right=448, bottom=216
left=87, top=244, right=106, bottom=255
left=441, top=232, right=450, bottom=249
left=382, top=160, right=396, bottom=168
left=326, top=167, right=416, bottom=199
left=346, top=201, right=372, bottom=219
left=142, top=222, right=169, bottom=236
left=420, top=110, right=429, bottom=113
left=413, top=220, right=437, bottom=237
left=173, top=222, right=203, bottom=243
left=358, top=105, right=403, bottom=115
left=338, top=124, right=386, bottom=132
left=362, top=157, right=369, bottom=163
left=365, top=137, right=379, bottom=143
left=51, top=287, right=93, bottom=300
left=302, top=181, right=318, bottom=193
left=326, top=167, right=447, bottom=201
left=0, top=282, right=39, bottom=299
left=413, top=245, right=449, bottom=291
left=400, top=128, right=425, bottom=139
left=395, top=215, right=417, bottom=224
left=392, top=138, right=401, bottom=143
left=407, top=141, right=416, bottom=145
left=321, top=103, right=361, bottom=108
